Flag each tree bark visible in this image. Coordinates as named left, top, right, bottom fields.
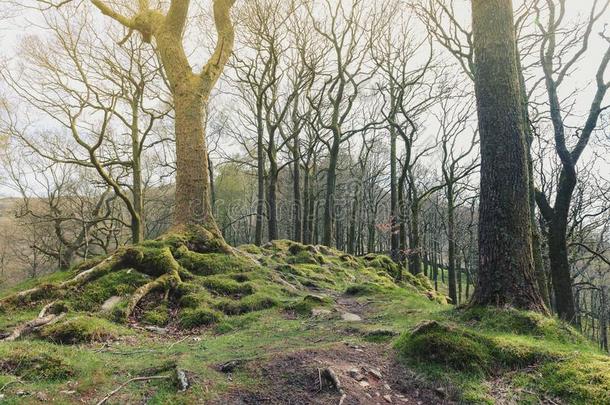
left=469, top=0, right=546, bottom=312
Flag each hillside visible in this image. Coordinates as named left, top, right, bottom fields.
left=0, top=240, right=608, bottom=404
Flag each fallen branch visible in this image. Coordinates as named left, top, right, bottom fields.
left=95, top=375, right=171, bottom=405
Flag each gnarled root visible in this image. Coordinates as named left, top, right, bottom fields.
left=125, top=247, right=182, bottom=318
left=2, top=301, right=67, bottom=342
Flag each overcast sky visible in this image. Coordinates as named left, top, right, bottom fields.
left=0, top=1, right=608, bottom=197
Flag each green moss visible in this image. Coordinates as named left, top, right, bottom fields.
left=0, top=348, right=72, bottom=381
left=202, top=276, right=254, bottom=296
left=535, top=356, right=610, bottom=404
left=285, top=294, right=332, bottom=316
left=143, top=304, right=170, bottom=326
left=179, top=308, right=222, bottom=328
left=70, top=270, right=149, bottom=311
left=345, top=283, right=382, bottom=296
left=40, top=316, right=120, bottom=344
left=458, top=307, right=583, bottom=343
left=177, top=252, right=255, bottom=276
left=361, top=254, right=400, bottom=279
left=122, top=246, right=178, bottom=277
left=396, top=321, right=495, bottom=375
left=238, top=244, right=263, bottom=255
left=215, top=294, right=278, bottom=316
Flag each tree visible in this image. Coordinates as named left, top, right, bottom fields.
left=532, top=0, right=610, bottom=323
left=469, top=0, right=546, bottom=312
left=91, top=0, right=237, bottom=235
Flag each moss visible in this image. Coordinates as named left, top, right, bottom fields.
left=70, top=270, right=149, bottom=311
left=363, top=329, right=398, bottom=343
left=458, top=307, right=583, bottom=343
left=2, top=283, right=60, bottom=308
left=285, top=294, right=332, bottom=316
left=201, top=276, right=255, bottom=296
left=0, top=348, right=72, bottom=381
left=230, top=273, right=251, bottom=282
left=345, top=283, right=382, bottom=296
left=535, top=356, right=610, bottom=404
left=239, top=244, right=263, bottom=255
left=40, top=316, right=120, bottom=344
left=104, top=301, right=126, bottom=323
left=177, top=251, right=255, bottom=276
left=361, top=254, right=400, bottom=279
left=286, top=250, right=324, bottom=265
left=143, top=304, right=170, bottom=326
left=215, top=294, right=278, bottom=316
left=122, top=246, right=179, bottom=277
left=179, top=308, right=222, bottom=328
left=395, top=321, right=495, bottom=375
left=395, top=320, right=557, bottom=377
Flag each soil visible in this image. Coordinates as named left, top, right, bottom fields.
left=211, top=342, right=454, bottom=405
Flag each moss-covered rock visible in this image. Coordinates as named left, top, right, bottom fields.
left=179, top=308, right=222, bottom=328
left=458, top=307, right=583, bottom=343
left=285, top=294, right=333, bottom=315
left=40, top=316, right=120, bottom=344
left=395, top=320, right=557, bottom=376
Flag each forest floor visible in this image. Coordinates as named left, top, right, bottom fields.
left=0, top=240, right=608, bottom=404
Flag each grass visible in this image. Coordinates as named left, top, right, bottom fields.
left=0, top=240, right=606, bottom=404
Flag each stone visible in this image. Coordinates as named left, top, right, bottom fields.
left=348, top=368, right=365, bottom=381
left=368, top=368, right=383, bottom=379
left=101, top=296, right=122, bottom=311
left=312, top=308, right=332, bottom=317
left=383, top=395, right=392, bottom=403
left=341, top=312, right=362, bottom=322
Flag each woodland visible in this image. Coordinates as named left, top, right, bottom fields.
left=0, top=0, right=608, bottom=404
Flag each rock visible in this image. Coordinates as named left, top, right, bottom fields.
left=358, top=380, right=370, bottom=388
left=219, top=360, right=243, bottom=373
left=59, top=390, right=77, bottom=395
left=384, top=383, right=391, bottom=390
left=348, top=368, right=365, bottom=381
left=101, top=296, right=122, bottom=311
left=383, top=394, right=392, bottom=403
left=341, top=312, right=362, bottom=322
left=312, top=308, right=332, bottom=317
left=144, top=326, right=168, bottom=334
left=368, top=368, right=382, bottom=379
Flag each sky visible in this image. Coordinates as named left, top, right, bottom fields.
left=0, top=0, right=608, bottom=197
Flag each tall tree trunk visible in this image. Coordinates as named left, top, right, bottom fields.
left=292, top=137, right=303, bottom=242
left=446, top=185, right=458, bottom=304
left=173, top=90, right=216, bottom=231
left=470, top=0, right=546, bottom=312
left=323, top=139, right=340, bottom=247
left=390, top=127, right=400, bottom=262
left=267, top=149, right=279, bottom=241
left=255, top=105, right=266, bottom=246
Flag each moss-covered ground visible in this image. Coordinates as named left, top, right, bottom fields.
left=0, top=239, right=607, bottom=404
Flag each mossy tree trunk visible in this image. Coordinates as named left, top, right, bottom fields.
left=469, top=0, right=547, bottom=312
left=91, top=0, right=236, bottom=234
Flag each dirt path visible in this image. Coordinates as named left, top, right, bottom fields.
left=211, top=342, right=453, bottom=405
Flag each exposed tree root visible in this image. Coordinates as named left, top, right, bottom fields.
left=0, top=226, right=244, bottom=324
left=124, top=247, right=183, bottom=318
left=2, top=303, right=67, bottom=342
